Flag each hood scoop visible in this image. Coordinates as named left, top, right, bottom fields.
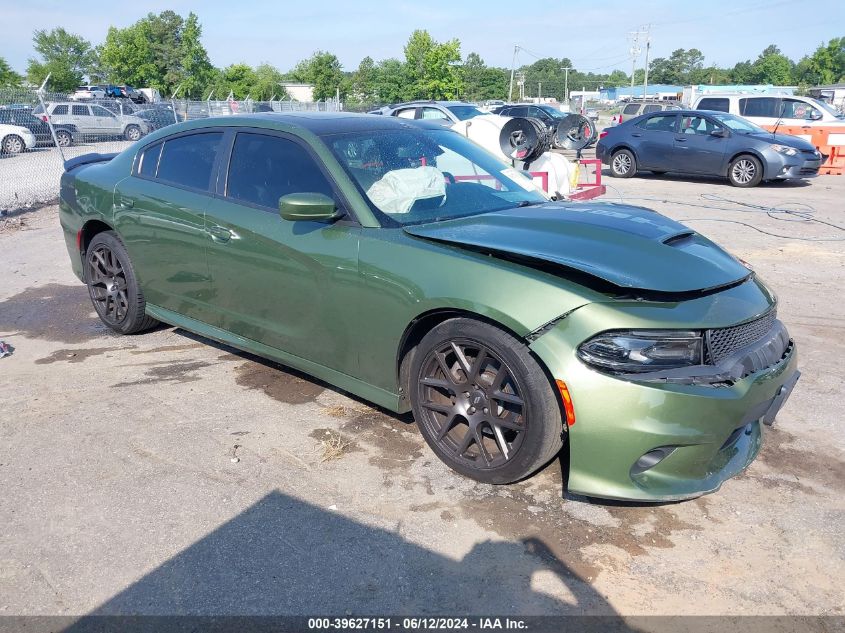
left=404, top=203, right=751, bottom=294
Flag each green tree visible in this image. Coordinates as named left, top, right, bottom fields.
left=794, top=37, right=845, bottom=85
left=252, top=63, right=287, bottom=100
left=206, top=63, right=257, bottom=100
left=292, top=51, right=345, bottom=101
left=648, top=48, right=704, bottom=84
left=751, top=45, right=793, bottom=84
left=100, top=11, right=213, bottom=96
left=26, top=28, right=95, bottom=92
left=348, top=56, right=378, bottom=105
left=373, top=58, right=406, bottom=103
left=403, top=30, right=463, bottom=100
left=180, top=13, right=215, bottom=98
left=0, top=57, right=23, bottom=88
left=730, top=60, right=755, bottom=83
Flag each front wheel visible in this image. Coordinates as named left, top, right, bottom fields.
left=85, top=231, right=159, bottom=334
left=410, top=318, right=564, bottom=484
left=124, top=125, right=142, bottom=141
left=55, top=129, right=73, bottom=147
left=2, top=134, right=25, bottom=154
left=610, top=148, right=637, bottom=178
left=728, top=155, right=763, bottom=187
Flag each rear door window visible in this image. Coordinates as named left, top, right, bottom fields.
left=156, top=132, right=223, bottom=191
left=226, top=132, right=335, bottom=210
left=636, top=114, right=677, bottom=132
left=420, top=107, right=449, bottom=121
left=697, top=97, right=729, bottom=112
left=71, top=105, right=89, bottom=116
left=642, top=104, right=663, bottom=113
left=739, top=97, right=778, bottom=117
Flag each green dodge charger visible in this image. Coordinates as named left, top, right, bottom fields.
left=59, top=113, right=800, bottom=501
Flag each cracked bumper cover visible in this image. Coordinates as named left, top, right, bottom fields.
left=529, top=288, right=800, bottom=502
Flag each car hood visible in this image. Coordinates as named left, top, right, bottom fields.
left=745, top=132, right=817, bottom=151
left=403, top=203, right=750, bottom=293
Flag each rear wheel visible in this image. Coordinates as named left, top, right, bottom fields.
left=85, top=231, right=158, bottom=334
left=2, top=134, right=25, bottom=154
left=410, top=318, right=564, bottom=484
left=610, top=148, right=636, bottom=178
left=124, top=125, right=141, bottom=141
left=728, top=154, right=762, bottom=187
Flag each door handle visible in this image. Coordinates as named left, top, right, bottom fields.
left=675, top=137, right=687, bottom=142
left=207, top=225, right=233, bottom=243
left=115, top=196, right=134, bottom=209
left=631, top=133, right=642, bottom=137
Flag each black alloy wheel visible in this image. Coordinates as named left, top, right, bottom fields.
left=85, top=231, right=158, bottom=334
left=410, top=319, right=564, bottom=484
left=418, top=339, right=528, bottom=470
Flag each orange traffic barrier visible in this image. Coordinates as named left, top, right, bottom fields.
left=762, top=124, right=844, bottom=175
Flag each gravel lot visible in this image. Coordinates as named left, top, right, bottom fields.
left=0, top=171, right=843, bottom=619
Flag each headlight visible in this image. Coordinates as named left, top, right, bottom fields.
left=770, top=144, right=798, bottom=157
left=578, top=330, right=704, bottom=374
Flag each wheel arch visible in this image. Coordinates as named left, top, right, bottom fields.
left=395, top=308, right=566, bottom=426
left=724, top=149, right=765, bottom=177
left=79, top=218, right=116, bottom=256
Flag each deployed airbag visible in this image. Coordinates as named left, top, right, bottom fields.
left=366, top=166, right=446, bottom=214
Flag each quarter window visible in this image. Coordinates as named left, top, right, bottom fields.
left=52, top=105, right=68, bottom=115
left=697, top=97, right=730, bottom=112
left=156, top=132, right=223, bottom=190
left=226, top=133, right=335, bottom=210
left=637, top=115, right=677, bottom=132
left=138, top=143, right=162, bottom=178
left=420, top=107, right=449, bottom=121
left=739, top=97, right=779, bottom=117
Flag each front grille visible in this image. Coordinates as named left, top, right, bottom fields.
left=706, top=308, right=777, bottom=364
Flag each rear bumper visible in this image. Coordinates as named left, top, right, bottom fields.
left=529, top=286, right=800, bottom=502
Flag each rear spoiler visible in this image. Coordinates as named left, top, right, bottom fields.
left=64, top=152, right=118, bottom=172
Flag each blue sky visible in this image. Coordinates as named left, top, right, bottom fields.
left=4, top=0, right=843, bottom=76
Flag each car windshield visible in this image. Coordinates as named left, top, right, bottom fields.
left=445, top=105, right=484, bottom=121
left=809, top=98, right=844, bottom=119
left=325, top=127, right=548, bottom=226
left=538, top=106, right=565, bottom=119
left=710, top=113, right=769, bottom=134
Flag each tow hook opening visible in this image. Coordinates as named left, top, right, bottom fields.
left=630, top=446, right=677, bottom=476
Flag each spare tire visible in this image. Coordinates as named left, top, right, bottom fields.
left=555, top=114, right=598, bottom=151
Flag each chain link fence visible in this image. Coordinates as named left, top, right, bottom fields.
left=0, top=87, right=341, bottom=213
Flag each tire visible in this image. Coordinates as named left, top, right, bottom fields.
left=410, top=318, right=564, bottom=484
left=124, top=125, right=142, bottom=141
left=55, top=129, right=73, bottom=147
left=610, top=148, right=636, bottom=178
left=728, top=154, right=763, bottom=188
left=2, top=134, right=25, bottom=154
left=84, top=231, right=158, bottom=335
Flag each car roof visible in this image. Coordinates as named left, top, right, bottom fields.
left=195, top=112, right=434, bottom=135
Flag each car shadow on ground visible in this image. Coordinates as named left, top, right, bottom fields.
left=59, top=490, right=639, bottom=625
left=599, top=168, right=814, bottom=188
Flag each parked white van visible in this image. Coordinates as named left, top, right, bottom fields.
left=692, top=94, right=845, bottom=127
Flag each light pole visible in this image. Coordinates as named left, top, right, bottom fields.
left=508, top=45, right=519, bottom=102
left=561, top=66, right=571, bottom=108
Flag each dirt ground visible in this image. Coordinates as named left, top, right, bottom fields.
left=0, top=172, right=843, bottom=617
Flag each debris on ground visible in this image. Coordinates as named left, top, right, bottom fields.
left=0, top=341, right=13, bottom=359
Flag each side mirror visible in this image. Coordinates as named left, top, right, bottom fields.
left=279, top=192, right=339, bottom=222
left=809, top=110, right=823, bottom=121
left=710, top=128, right=728, bottom=138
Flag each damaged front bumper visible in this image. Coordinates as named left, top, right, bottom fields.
left=529, top=279, right=800, bottom=502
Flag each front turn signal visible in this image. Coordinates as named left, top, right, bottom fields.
left=555, top=379, right=576, bottom=427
